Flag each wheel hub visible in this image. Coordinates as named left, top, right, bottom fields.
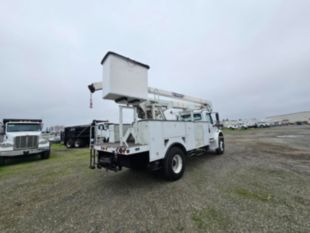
left=172, top=154, right=182, bottom=174
left=220, top=140, right=224, bottom=151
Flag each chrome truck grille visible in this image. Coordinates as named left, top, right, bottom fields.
left=14, top=136, right=39, bottom=150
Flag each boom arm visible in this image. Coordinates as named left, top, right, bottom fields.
left=88, top=82, right=212, bottom=110
left=148, top=87, right=211, bottom=108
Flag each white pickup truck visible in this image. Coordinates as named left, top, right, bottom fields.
left=0, top=119, right=50, bottom=165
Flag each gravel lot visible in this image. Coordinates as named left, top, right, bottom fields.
left=0, top=125, right=309, bottom=233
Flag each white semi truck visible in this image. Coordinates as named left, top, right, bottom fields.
left=0, top=119, right=50, bottom=165
left=88, top=52, right=224, bottom=180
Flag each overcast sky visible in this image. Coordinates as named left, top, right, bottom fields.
left=1, top=0, right=310, bottom=127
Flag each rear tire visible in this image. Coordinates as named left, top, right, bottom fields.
left=66, top=139, right=74, bottom=148
left=74, top=139, right=83, bottom=148
left=163, top=147, right=185, bottom=181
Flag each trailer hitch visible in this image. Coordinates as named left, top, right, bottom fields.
left=96, top=152, right=122, bottom=172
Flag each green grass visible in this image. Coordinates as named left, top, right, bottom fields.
left=232, top=187, right=273, bottom=202
left=0, top=144, right=89, bottom=177
left=192, top=207, right=232, bottom=232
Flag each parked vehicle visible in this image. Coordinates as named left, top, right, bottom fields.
left=0, top=119, right=50, bottom=165
left=257, top=121, right=270, bottom=128
left=48, top=132, right=62, bottom=143
left=88, top=52, right=224, bottom=181
left=64, top=120, right=107, bottom=148
left=64, top=124, right=90, bottom=148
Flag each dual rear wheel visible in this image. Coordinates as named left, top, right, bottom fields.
left=66, top=139, right=84, bottom=148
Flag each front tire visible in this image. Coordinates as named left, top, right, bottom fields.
left=216, top=135, right=224, bottom=155
left=163, top=147, right=185, bottom=181
left=40, top=150, right=50, bottom=160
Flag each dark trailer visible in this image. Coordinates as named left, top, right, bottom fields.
left=64, top=120, right=107, bottom=148
left=64, top=125, right=90, bottom=148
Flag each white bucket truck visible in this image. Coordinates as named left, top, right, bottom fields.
left=88, top=52, right=224, bottom=180
left=0, top=119, right=50, bottom=165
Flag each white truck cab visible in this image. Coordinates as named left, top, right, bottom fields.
left=0, top=119, right=50, bottom=165
left=88, top=52, right=224, bottom=181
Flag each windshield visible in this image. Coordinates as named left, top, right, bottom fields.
left=7, top=123, right=41, bottom=132
left=180, top=113, right=202, bottom=121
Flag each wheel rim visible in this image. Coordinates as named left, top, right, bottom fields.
left=66, top=141, right=72, bottom=148
left=75, top=141, right=80, bottom=147
left=172, top=154, right=183, bottom=174
left=220, top=139, right=224, bottom=151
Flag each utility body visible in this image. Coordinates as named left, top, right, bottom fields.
left=0, top=119, right=50, bottom=165
left=88, top=52, right=224, bottom=180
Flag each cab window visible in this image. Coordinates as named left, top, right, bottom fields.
left=206, top=113, right=213, bottom=124
left=193, top=113, right=202, bottom=121
left=180, top=113, right=202, bottom=121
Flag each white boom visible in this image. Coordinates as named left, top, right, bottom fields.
left=148, top=87, right=210, bottom=106
left=88, top=82, right=212, bottom=111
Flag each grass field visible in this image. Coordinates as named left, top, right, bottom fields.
left=0, top=125, right=309, bottom=233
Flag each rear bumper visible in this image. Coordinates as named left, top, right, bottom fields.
left=91, top=149, right=149, bottom=172
left=0, top=147, right=50, bottom=157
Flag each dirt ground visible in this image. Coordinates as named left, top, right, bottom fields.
left=0, top=125, right=309, bottom=233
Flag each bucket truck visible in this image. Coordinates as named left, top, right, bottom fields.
left=88, top=52, right=224, bottom=181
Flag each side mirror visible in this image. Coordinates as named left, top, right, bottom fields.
left=215, top=112, right=220, bottom=123
left=214, top=112, right=223, bottom=128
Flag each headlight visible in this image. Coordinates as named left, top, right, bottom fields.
left=0, top=142, right=13, bottom=148
left=39, top=139, right=49, bottom=145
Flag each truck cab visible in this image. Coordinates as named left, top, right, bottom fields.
left=0, top=119, right=50, bottom=165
